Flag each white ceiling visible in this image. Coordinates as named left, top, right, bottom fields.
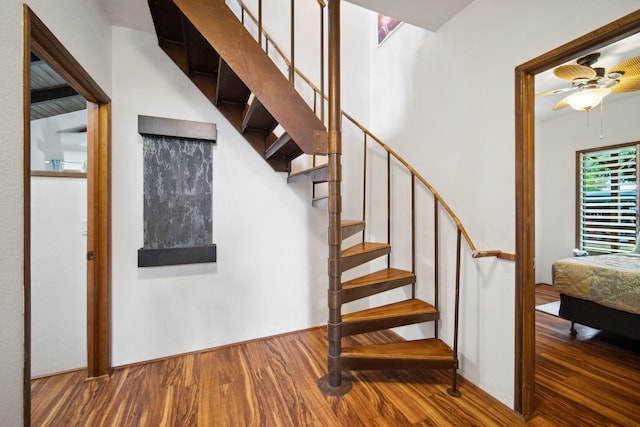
left=99, top=0, right=155, bottom=33
left=98, top=0, right=473, bottom=34
left=345, top=0, right=473, bottom=32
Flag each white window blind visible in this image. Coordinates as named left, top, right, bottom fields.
left=578, top=144, right=638, bottom=254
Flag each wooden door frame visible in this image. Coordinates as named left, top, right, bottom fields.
left=514, top=9, right=640, bottom=416
left=23, top=5, right=112, bottom=422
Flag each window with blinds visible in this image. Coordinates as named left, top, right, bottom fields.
left=578, top=143, right=639, bottom=254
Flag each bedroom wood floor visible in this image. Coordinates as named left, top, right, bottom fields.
left=31, top=285, right=640, bottom=426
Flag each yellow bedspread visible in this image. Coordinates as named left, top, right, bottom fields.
left=552, top=253, right=640, bottom=315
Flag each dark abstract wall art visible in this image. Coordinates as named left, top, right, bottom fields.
left=137, top=115, right=217, bottom=267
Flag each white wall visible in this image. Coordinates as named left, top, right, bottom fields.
left=0, top=1, right=111, bottom=424
left=358, top=0, right=640, bottom=408
left=536, top=95, right=640, bottom=284
left=110, top=25, right=328, bottom=365
left=30, top=177, right=87, bottom=377
left=31, top=110, right=88, bottom=172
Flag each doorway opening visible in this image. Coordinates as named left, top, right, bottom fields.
left=23, top=5, right=112, bottom=423
left=514, top=9, right=640, bottom=417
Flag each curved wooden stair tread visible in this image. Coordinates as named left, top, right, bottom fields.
left=343, top=299, right=436, bottom=322
left=343, top=338, right=454, bottom=360
left=341, top=299, right=439, bottom=337
left=341, top=242, right=390, bottom=272
left=342, top=268, right=415, bottom=303
left=341, top=338, right=457, bottom=371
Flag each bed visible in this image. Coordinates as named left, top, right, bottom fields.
left=551, top=253, right=640, bottom=340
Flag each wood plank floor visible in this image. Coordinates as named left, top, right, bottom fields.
left=531, top=284, right=640, bottom=426
left=31, top=287, right=640, bottom=426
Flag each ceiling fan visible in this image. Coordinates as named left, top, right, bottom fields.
left=537, top=52, right=640, bottom=111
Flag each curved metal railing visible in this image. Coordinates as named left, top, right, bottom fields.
left=229, top=0, right=514, bottom=262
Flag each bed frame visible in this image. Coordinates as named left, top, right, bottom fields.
left=559, top=293, right=640, bottom=341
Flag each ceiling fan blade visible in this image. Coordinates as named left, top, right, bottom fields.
left=553, top=64, right=597, bottom=81
left=610, top=76, right=640, bottom=93
left=552, top=97, right=570, bottom=111
left=608, top=55, right=640, bottom=79
left=535, top=86, right=577, bottom=98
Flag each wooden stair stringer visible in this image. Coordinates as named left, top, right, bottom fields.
left=172, top=0, right=325, bottom=155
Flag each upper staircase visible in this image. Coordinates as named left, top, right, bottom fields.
left=147, top=0, right=512, bottom=398
left=148, top=0, right=326, bottom=172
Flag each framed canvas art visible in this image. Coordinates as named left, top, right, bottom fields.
left=378, top=14, right=401, bottom=45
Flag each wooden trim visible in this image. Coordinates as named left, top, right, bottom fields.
left=30, top=171, right=87, bottom=178
left=23, top=7, right=32, bottom=424
left=575, top=150, right=581, bottom=248
left=514, top=64, right=536, bottom=416
left=29, top=12, right=109, bottom=104
left=30, top=367, right=87, bottom=381
left=574, top=141, right=640, bottom=251
left=576, top=140, right=640, bottom=154
left=24, top=6, right=112, bottom=405
left=137, top=115, right=217, bottom=142
left=138, top=245, right=217, bottom=267
left=86, top=101, right=112, bottom=378
left=514, top=9, right=640, bottom=417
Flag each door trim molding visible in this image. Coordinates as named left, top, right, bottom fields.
left=514, top=9, right=640, bottom=416
left=23, top=5, right=112, bottom=422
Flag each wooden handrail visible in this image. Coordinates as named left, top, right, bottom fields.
left=341, top=110, right=515, bottom=260
left=230, top=0, right=515, bottom=262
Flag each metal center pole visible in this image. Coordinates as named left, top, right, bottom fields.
left=318, top=0, right=351, bottom=396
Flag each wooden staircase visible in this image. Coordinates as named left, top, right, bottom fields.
left=330, top=220, right=460, bottom=395
left=147, top=0, right=461, bottom=397
left=147, top=0, right=326, bottom=172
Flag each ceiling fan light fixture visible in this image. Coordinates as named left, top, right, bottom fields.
left=565, top=87, right=611, bottom=111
